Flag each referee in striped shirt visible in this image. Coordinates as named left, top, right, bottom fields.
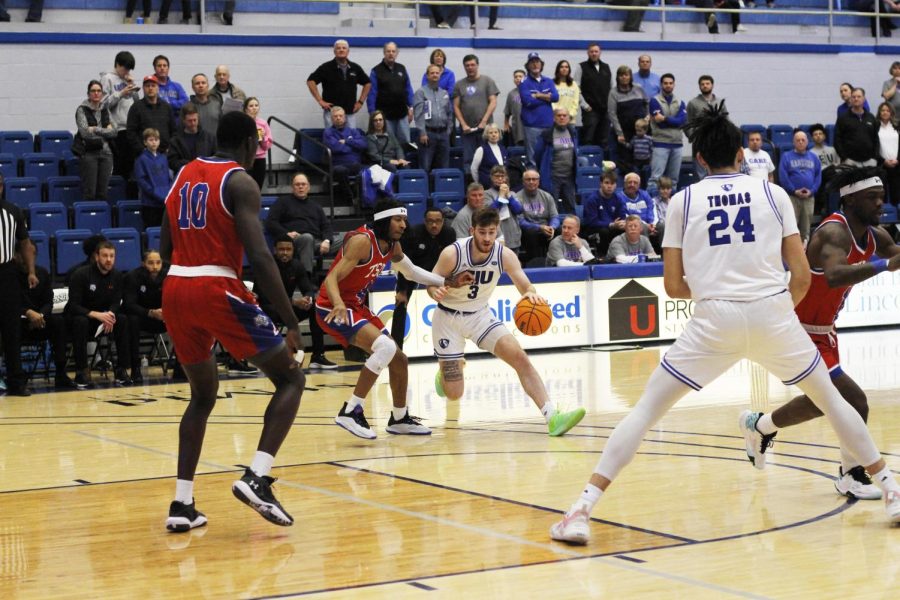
left=0, top=173, right=38, bottom=396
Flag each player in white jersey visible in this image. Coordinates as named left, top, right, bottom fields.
left=550, top=104, right=900, bottom=545
left=429, top=207, right=586, bottom=437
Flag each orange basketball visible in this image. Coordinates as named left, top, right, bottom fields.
left=514, top=297, right=553, bottom=336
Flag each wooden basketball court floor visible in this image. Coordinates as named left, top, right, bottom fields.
left=2, top=329, right=899, bottom=599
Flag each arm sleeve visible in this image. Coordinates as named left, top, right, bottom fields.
left=546, top=196, right=560, bottom=228
left=413, top=89, right=427, bottom=130
left=392, top=255, right=445, bottom=286
left=608, top=92, right=622, bottom=137
left=668, top=102, right=688, bottom=127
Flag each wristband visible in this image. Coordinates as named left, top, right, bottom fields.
left=872, top=258, right=889, bottom=274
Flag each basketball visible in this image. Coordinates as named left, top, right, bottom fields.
left=514, top=297, right=553, bottom=336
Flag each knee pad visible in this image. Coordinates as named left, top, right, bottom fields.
left=364, top=335, right=397, bottom=375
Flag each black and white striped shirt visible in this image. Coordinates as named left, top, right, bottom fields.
left=0, top=201, right=29, bottom=265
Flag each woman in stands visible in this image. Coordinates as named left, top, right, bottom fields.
left=837, top=82, right=870, bottom=118
left=244, top=97, right=272, bottom=189
left=552, top=60, right=585, bottom=123
left=365, top=110, right=409, bottom=172
left=877, top=101, right=900, bottom=205
left=420, top=49, right=456, bottom=98
left=75, top=80, right=117, bottom=201
left=470, top=124, right=508, bottom=189
left=608, top=65, right=648, bottom=175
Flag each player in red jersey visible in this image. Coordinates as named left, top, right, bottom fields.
left=316, top=199, right=474, bottom=439
left=159, top=111, right=306, bottom=532
left=740, top=167, right=900, bottom=499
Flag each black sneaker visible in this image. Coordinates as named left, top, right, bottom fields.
left=166, top=499, right=208, bottom=532
left=74, top=373, right=94, bottom=390
left=226, top=359, right=259, bottom=376
left=386, top=411, right=432, bottom=435
left=309, top=354, right=339, bottom=370
left=54, top=374, right=78, bottom=390
left=5, top=385, right=31, bottom=397
left=114, top=368, right=132, bottom=386
left=334, top=402, right=377, bottom=439
left=231, top=468, right=294, bottom=526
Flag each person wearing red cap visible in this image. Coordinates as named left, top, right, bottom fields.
left=126, top=74, right=176, bottom=158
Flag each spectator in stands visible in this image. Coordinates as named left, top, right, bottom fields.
left=17, top=240, right=73, bottom=389
left=837, top=82, right=870, bottom=118
left=485, top=165, right=523, bottom=255
left=518, top=168, right=560, bottom=261
left=630, top=118, right=653, bottom=186
left=688, top=0, right=744, bottom=33
left=835, top=87, right=879, bottom=167
left=504, top=69, right=526, bottom=147
left=152, top=55, right=189, bottom=117
left=167, top=103, right=217, bottom=174
left=581, top=171, right=627, bottom=254
left=647, top=73, right=686, bottom=197
left=809, top=123, right=840, bottom=212
left=265, top=173, right=333, bottom=275
left=245, top=97, right=272, bottom=190
left=882, top=62, right=900, bottom=114
left=468, top=0, right=499, bottom=29
left=366, top=110, right=409, bottom=171
left=608, top=0, right=649, bottom=32
left=212, top=65, right=247, bottom=109
left=471, top=124, right=508, bottom=188
left=123, top=250, right=169, bottom=385
left=868, top=0, right=898, bottom=38
left=126, top=75, right=176, bottom=156
left=547, top=215, right=595, bottom=266
left=420, top=49, right=456, bottom=99
left=552, top=60, right=586, bottom=123
left=323, top=106, right=367, bottom=204
left=367, top=42, right=415, bottom=146
left=0, top=0, right=41, bottom=22
left=393, top=207, right=455, bottom=349
left=608, top=65, right=648, bottom=175
left=652, top=175, right=672, bottom=232
left=222, top=0, right=235, bottom=25
left=686, top=74, right=721, bottom=179
left=124, top=0, right=150, bottom=23
left=76, top=80, right=117, bottom=202
left=428, top=3, right=454, bottom=28
left=189, top=73, right=222, bottom=134
left=617, top=172, right=661, bottom=247
left=742, top=131, right=775, bottom=181
left=453, top=54, right=500, bottom=168
left=65, top=241, right=133, bottom=388
left=133, top=128, right=171, bottom=229
left=100, top=51, right=138, bottom=181
left=414, top=64, right=453, bottom=173
left=307, top=40, right=371, bottom=129
left=256, top=235, right=336, bottom=369
left=519, top=52, right=559, bottom=167
left=158, top=0, right=191, bottom=24
left=606, top=214, right=657, bottom=263
left=534, top=107, right=579, bottom=215
left=633, top=55, right=660, bottom=98
left=452, top=182, right=487, bottom=238
left=778, top=129, right=821, bottom=243
left=877, top=102, right=900, bottom=204
left=577, top=43, right=612, bottom=152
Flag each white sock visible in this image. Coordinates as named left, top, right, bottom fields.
left=755, top=413, right=777, bottom=435
left=571, top=483, right=603, bottom=515
left=347, top=394, right=365, bottom=411
left=250, top=451, right=275, bottom=478
left=392, top=406, right=407, bottom=421
left=175, top=479, right=193, bottom=504
left=871, top=466, right=900, bottom=494
left=541, top=401, right=556, bottom=423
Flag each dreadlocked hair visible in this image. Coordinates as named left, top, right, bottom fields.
left=683, top=100, right=742, bottom=170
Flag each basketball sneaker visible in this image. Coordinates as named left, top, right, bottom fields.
left=739, top=410, right=776, bottom=469
left=335, top=402, right=377, bottom=439
left=549, top=508, right=591, bottom=545
left=886, top=490, right=900, bottom=524
left=165, top=499, right=208, bottom=532
left=386, top=411, right=432, bottom=435
left=231, top=468, right=294, bottom=527
left=548, top=407, right=587, bottom=437
left=835, top=466, right=882, bottom=500
left=434, top=369, right=446, bottom=398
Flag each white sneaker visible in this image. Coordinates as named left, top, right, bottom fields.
left=334, top=402, right=377, bottom=439
left=735, top=24, right=749, bottom=32
left=835, top=466, right=882, bottom=500
left=386, top=411, right=432, bottom=435
left=885, top=490, right=900, bottom=524
left=550, top=507, right=591, bottom=545
left=739, top=410, right=776, bottom=470
left=436, top=21, right=450, bottom=28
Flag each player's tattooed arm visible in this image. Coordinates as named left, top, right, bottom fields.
left=817, top=223, right=895, bottom=286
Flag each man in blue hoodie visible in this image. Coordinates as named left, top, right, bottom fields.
left=519, top=52, right=559, bottom=167
left=323, top=106, right=368, bottom=203
left=153, top=55, right=189, bottom=119
left=648, top=73, right=687, bottom=197
left=778, top=129, right=822, bottom=243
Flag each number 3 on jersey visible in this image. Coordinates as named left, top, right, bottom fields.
left=707, top=206, right=755, bottom=246
left=176, top=182, right=210, bottom=229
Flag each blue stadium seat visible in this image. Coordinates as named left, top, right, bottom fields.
left=107, top=175, right=127, bottom=202
left=30, top=230, right=51, bottom=272
left=29, top=202, right=68, bottom=236
left=575, top=166, right=603, bottom=191
left=431, top=191, right=464, bottom=212
left=101, top=227, right=141, bottom=271
left=740, top=124, right=767, bottom=147
left=116, top=200, right=143, bottom=230
left=397, top=169, right=429, bottom=197
left=506, top=145, right=527, bottom=167
left=55, top=228, right=94, bottom=276
left=825, top=124, right=835, bottom=146
left=0, top=131, right=34, bottom=160
left=767, top=124, right=794, bottom=147
left=0, top=152, right=17, bottom=179
left=574, top=204, right=584, bottom=220
left=300, top=128, right=326, bottom=165
left=46, top=175, right=83, bottom=207
left=5, top=177, right=41, bottom=209
left=395, top=192, right=427, bottom=226
left=881, top=203, right=898, bottom=224
left=145, top=226, right=161, bottom=252
left=449, top=146, right=464, bottom=171
left=36, top=130, right=74, bottom=159
left=73, top=201, right=112, bottom=233
left=578, top=145, right=604, bottom=168
left=259, top=195, right=277, bottom=222
left=22, top=152, right=59, bottom=182
left=432, top=168, right=465, bottom=197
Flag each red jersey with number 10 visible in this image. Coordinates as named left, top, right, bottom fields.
left=165, top=157, right=246, bottom=276
left=316, top=226, right=393, bottom=308
left=794, top=211, right=876, bottom=327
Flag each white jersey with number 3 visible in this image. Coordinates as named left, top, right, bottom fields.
left=439, top=237, right=506, bottom=311
left=662, top=172, right=799, bottom=301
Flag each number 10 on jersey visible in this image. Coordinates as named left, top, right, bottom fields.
left=176, top=182, right=210, bottom=229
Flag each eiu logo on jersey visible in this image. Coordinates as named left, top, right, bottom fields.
left=438, top=338, right=450, bottom=349
left=721, top=184, right=733, bottom=192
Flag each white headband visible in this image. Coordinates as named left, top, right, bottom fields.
left=840, top=176, right=882, bottom=197
left=374, top=206, right=408, bottom=221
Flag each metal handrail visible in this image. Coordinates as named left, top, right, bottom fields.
left=266, top=115, right=335, bottom=221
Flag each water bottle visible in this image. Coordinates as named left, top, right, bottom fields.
left=136, top=16, right=144, bottom=24
left=637, top=254, right=647, bottom=263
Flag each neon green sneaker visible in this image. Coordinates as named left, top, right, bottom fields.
left=434, top=369, right=446, bottom=398
left=548, top=407, right=586, bottom=437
